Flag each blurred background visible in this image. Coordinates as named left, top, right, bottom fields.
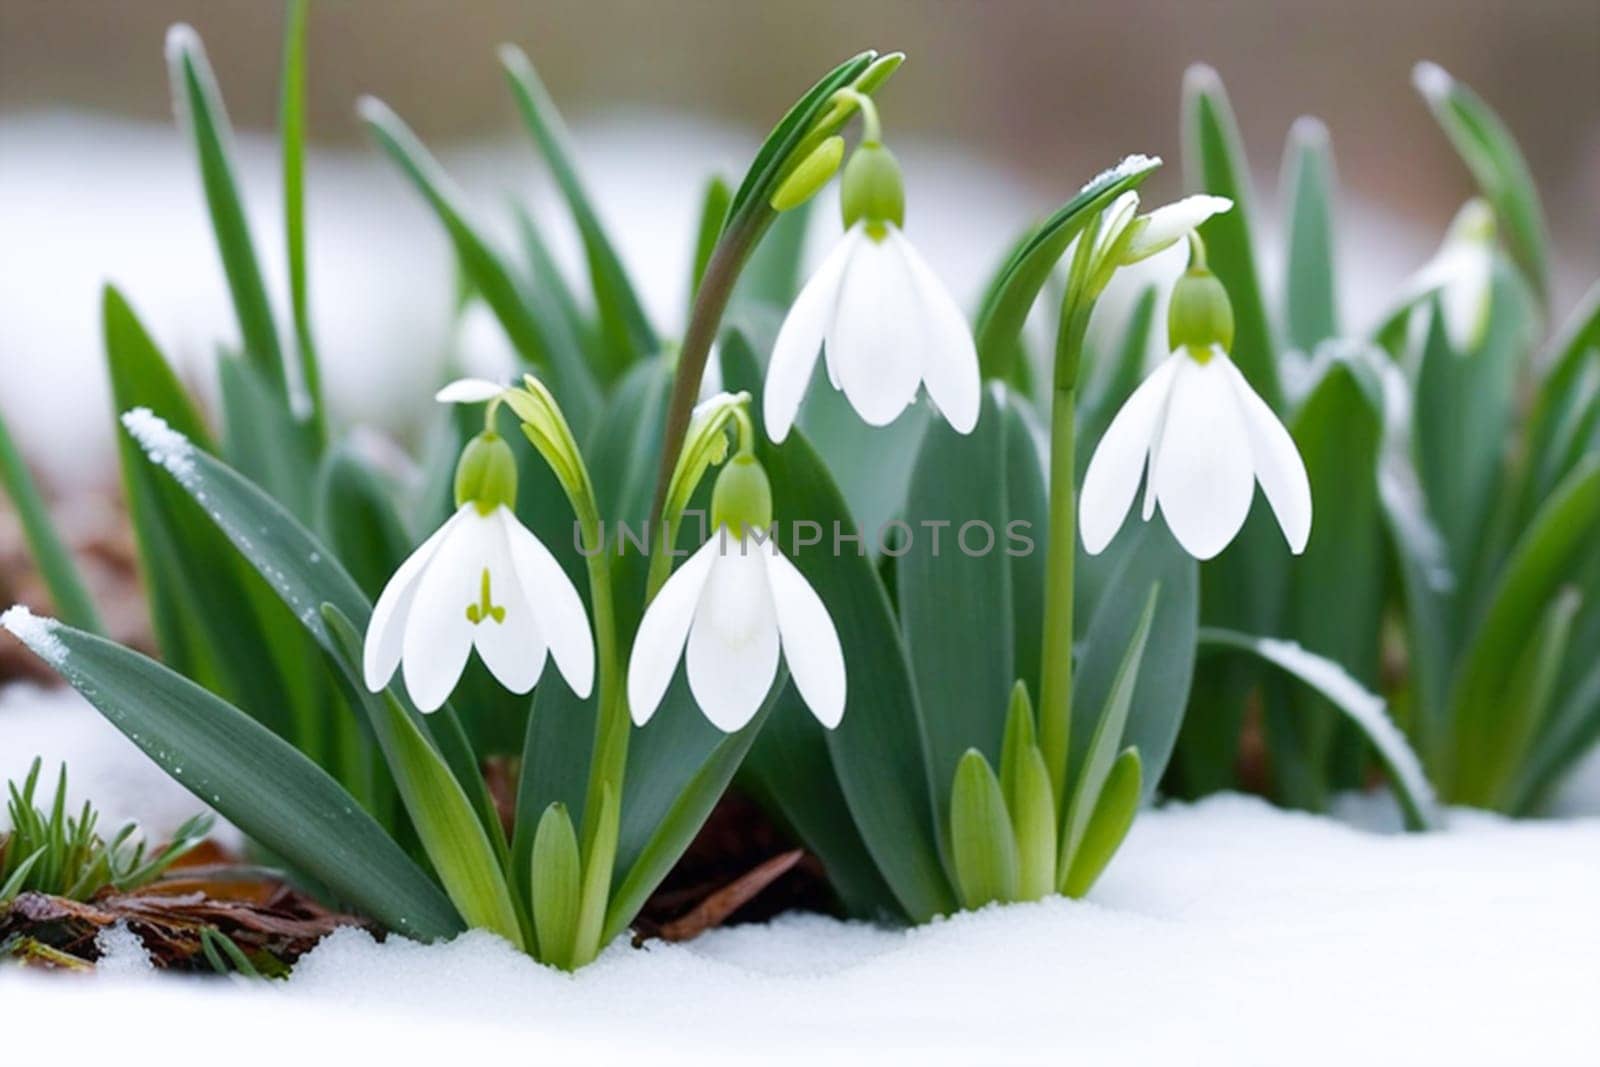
left=1, top=0, right=1597, bottom=652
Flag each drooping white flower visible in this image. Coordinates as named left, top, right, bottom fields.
left=1080, top=259, right=1311, bottom=561
left=364, top=500, right=595, bottom=712
left=1105, top=190, right=1234, bottom=265
left=765, top=141, right=979, bottom=442
left=627, top=455, right=845, bottom=732
left=364, top=384, right=594, bottom=712
left=1400, top=199, right=1496, bottom=353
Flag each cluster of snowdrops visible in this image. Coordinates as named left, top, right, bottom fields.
left=3, top=9, right=1596, bottom=974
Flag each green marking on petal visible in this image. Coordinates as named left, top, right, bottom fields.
left=466, top=568, right=506, bottom=626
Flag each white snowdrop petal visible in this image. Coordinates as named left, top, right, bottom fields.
left=1153, top=356, right=1255, bottom=560
left=685, top=541, right=781, bottom=732
left=500, top=508, right=595, bottom=699
left=434, top=378, right=507, bottom=404
left=363, top=508, right=463, bottom=691
left=763, top=547, right=846, bottom=728
left=765, top=227, right=860, bottom=441
left=626, top=536, right=720, bottom=724
left=892, top=230, right=980, bottom=434
left=1222, top=356, right=1313, bottom=554
left=1093, top=191, right=1142, bottom=262
left=827, top=228, right=924, bottom=427
left=1128, top=195, right=1233, bottom=258
left=400, top=512, right=486, bottom=712
left=1080, top=355, right=1180, bottom=554
left=469, top=512, right=549, bottom=694
left=1440, top=247, right=1492, bottom=353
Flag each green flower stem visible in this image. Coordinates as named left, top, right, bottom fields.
left=1037, top=212, right=1108, bottom=813
left=648, top=215, right=768, bottom=531
left=1038, top=300, right=1093, bottom=812
left=571, top=494, right=623, bottom=966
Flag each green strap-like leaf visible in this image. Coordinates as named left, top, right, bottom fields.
left=0, top=410, right=101, bottom=633
left=1414, top=62, right=1550, bottom=304
left=118, top=408, right=501, bottom=849
left=1445, top=456, right=1600, bottom=802
left=530, top=802, right=581, bottom=968
left=1062, top=590, right=1156, bottom=872
left=900, top=388, right=1016, bottom=852
left=500, top=46, right=659, bottom=380
left=690, top=175, right=733, bottom=310
left=1274, top=345, right=1386, bottom=807
left=1280, top=117, right=1340, bottom=353
left=314, top=443, right=413, bottom=602
left=279, top=0, right=324, bottom=443
left=360, top=97, right=599, bottom=436
left=1061, top=747, right=1141, bottom=898
left=166, top=25, right=285, bottom=396
left=1198, top=628, right=1440, bottom=830
left=949, top=750, right=1019, bottom=909
left=324, top=607, right=524, bottom=949
left=1, top=612, right=461, bottom=939
left=974, top=156, right=1161, bottom=381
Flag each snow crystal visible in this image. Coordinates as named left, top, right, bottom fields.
left=120, top=407, right=196, bottom=482
left=0, top=604, right=67, bottom=667
left=1079, top=153, right=1161, bottom=196
left=94, top=922, right=154, bottom=977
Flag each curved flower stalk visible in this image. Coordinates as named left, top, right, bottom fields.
left=364, top=382, right=594, bottom=711
left=630, top=452, right=846, bottom=732
left=765, top=95, right=979, bottom=440
left=1078, top=237, right=1312, bottom=561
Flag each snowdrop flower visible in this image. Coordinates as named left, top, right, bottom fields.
left=1080, top=249, right=1312, bottom=561
left=1401, top=198, right=1496, bottom=353
left=363, top=382, right=594, bottom=712
left=628, top=454, right=845, bottom=732
left=1095, top=189, right=1234, bottom=267
left=764, top=124, right=980, bottom=442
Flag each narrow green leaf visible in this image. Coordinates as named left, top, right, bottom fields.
left=1446, top=456, right=1600, bottom=801
left=998, top=680, right=1036, bottom=808
left=1011, top=744, right=1056, bottom=902
left=314, top=443, right=412, bottom=602
left=572, top=784, right=618, bottom=966
left=1274, top=345, right=1386, bottom=807
left=1414, top=62, right=1550, bottom=303
left=1062, top=590, right=1156, bottom=872
left=0, top=410, right=101, bottom=633
left=1062, top=746, right=1140, bottom=898
left=690, top=175, right=732, bottom=310
left=725, top=52, right=878, bottom=224
left=1181, top=64, right=1279, bottom=407
left=166, top=25, right=284, bottom=394
left=734, top=194, right=812, bottom=310
left=1073, top=523, right=1198, bottom=803
left=118, top=409, right=501, bottom=847
left=499, top=46, right=659, bottom=378
left=1280, top=117, right=1340, bottom=352
left=218, top=355, right=316, bottom=522
left=975, top=156, right=1162, bottom=381
left=512, top=205, right=605, bottom=373
left=530, top=802, right=581, bottom=968
left=1, top=610, right=462, bottom=939
left=900, top=388, right=1015, bottom=846
left=949, top=750, right=1019, bottom=909
left=1198, top=628, right=1440, bottom=830
left=323, top=608, right=522, bottom=948
left=741, top=684, right=905, bottom=922
left=359, top=97, right=599, bottom=435
left=279, top=0, right=324, bottom=443
left=1519, top=281, right=1600, bottom=520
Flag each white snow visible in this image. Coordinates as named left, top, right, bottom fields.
left=0, top=684, right=239, bottom=848
left=1412, top=61, right=1454, bottom=103
left=93, top=922, right=154, bottom=978
left=0, top=605, right=67, bottom=667
left=119, top=407, right=196, bottom=483
left=3, top=674, right=1598, bottom=1062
